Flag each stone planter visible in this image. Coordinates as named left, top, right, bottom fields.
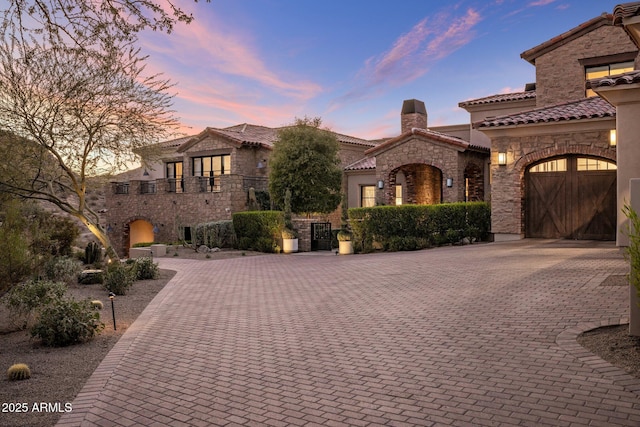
left=282, top=238, right=298, bottom=254
left=338, top=240, right=353, bottom=255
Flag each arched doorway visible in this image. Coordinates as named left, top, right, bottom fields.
left=128, top=219, right=154, bottom=248
left=525, top=155, right=616, bottom=240
left=390, top=164, right=442, bottom=205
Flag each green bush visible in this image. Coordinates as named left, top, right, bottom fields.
left=132, top=257, right=159, bottom=280
left=43, top=256, right=83, bottom=286
left=194, top=220, right=235, bottom=248
left=2, top=279, right=67, bottom=329
left=103, top=263, right=135, bottom=295
left=31, top=297, right=104, bottom=347
left=349, top=202, right=491, bottom=253
left=132, top=242, right=153, bottom=247
left=232, top=211, right=284, bottom=252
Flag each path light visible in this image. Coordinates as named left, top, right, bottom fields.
left=498, top=152, right=507, bottom=166
left=109, top=292, right=116, bottom=331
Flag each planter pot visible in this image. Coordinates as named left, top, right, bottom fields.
left=282, top=238, right=298, bottom=254
left=338, top=240, right=353, bottom=255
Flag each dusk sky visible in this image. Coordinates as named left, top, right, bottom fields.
left=140, top=0, right=624, bottom=140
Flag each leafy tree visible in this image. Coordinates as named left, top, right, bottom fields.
left=268, top=117, right=342, bottom=215
left=0, top=1, right=197, bottom=259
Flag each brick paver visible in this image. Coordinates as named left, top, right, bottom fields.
left=57, top=240, right=640, bottom=426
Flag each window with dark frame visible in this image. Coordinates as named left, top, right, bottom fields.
left=191, top=154, right=231, bottom=192
left=166, top=161, right=183, bottom=193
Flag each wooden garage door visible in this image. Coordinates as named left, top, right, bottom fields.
left=525, top=156, right=616, bottom=240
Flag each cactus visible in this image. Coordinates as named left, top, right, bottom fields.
left=84, top=242, right=102, bottom=265
left=91, top=300, right=104, bottom=310
left=7, top=363, right=31, bottom=381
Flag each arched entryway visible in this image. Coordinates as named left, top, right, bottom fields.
left=390, top=164, right=442, bottom=205
left=127, top=219, right=155, bottom=248
left=525, top=155, right=616, bottom=240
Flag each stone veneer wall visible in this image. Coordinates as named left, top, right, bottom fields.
left=489, top=128, right=615, bottom=238
left=374, top=136, right=482, bottom=205
left=534, top=24, right=637, bottom=108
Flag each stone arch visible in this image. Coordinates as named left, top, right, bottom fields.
left=463, top=162, right=484, bottom=202
left=514, top=145, right=616, bottom=175
left=123, top=216, right=155, bottom=255
left=388, top=163, right=443, bottom=205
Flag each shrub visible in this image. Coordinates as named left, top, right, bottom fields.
left=103, top=263, right=135, bottom=295
left=132, top=242, right=153, bottom=248
left=7, top=363, right=31, bottom=381
left=2, top=279, right=67, bottom=329
left=132, top=257, right=159, bottom=280
left=233, top=211, right=284, bottom=252
left=31, top=297, right=104, bottom=347
left=194, top=220, right=235, bottom=248
left=43, top=256, right=83, bottom=286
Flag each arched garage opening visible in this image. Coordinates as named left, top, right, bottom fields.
left=525, top=155, right=616, bottom=240
left=128, top=219, right=154, bottom=248
left=390, top=164, right=442, bottom=205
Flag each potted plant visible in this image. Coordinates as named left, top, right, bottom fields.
left=337, top=229, right=353, bottom=255
left=281, top=188, right=298, bottom=253
left=337, top=193, right=353, bottom=255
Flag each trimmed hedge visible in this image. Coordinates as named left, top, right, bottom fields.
left=232, top=211, right=284, bottom=253
left=349, top=202, right=490, bottom=253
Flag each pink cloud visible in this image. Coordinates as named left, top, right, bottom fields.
left=337, top=7, right=482, bottom=105
left=528, top=0, right=556, bottom=6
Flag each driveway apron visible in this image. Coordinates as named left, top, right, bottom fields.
left=57, top=240, right=640, bottom=426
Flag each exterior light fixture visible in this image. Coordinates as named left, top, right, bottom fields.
left=143, top=169, right=150, bottom=176
left=257, top=159, right=266, bottom=169
left=106, top=224, right=113, bottom=233
left=152, top=224, right=159, bottom=234
left=377, top=180, right=384, bottom=189
left=498, top=152, right=507, bottom=166
left=610, top=129, right=617, bottom=147
left=446, top=178, right=453, bottom=188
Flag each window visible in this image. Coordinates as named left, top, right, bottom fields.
left=361, top=186, right=375, bottom=207
left=586, top=61, right=634, bottom=97
left=192, top=154, right=231, bottom=191
left=166, top=161, right=183, bottom=193
left=577, top=158, right=616, bottom=171
left=395, top=185, right=403, bottom=206
left=529, top=159, right=567, bottom=173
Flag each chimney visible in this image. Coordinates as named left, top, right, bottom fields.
left=401, top=99, right=427, bottom=133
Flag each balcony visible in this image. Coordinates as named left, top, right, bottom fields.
left=109, top=174, right=254, bottom=196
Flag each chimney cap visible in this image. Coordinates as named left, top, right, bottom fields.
left=401, top=99, right=427, bottom=115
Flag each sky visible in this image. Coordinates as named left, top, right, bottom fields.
left=139, top=0, right=625, bottom=140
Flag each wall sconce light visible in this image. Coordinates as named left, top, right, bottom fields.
left=377, top=180, right=384, bottom=189
left=143, top=169, right=150, bottom=176
left=610, top=129, right=617, bottom=147
left=205, top=199, right=209, bottom=204
left=498, top=152, right=507, bottom=166
left=257, top=159, right=267, bottom=169
left=446, top=178, right=453, bottom=188
left=106, top=224, right=113, bottom=233
left=152, top=225, right=159, bottom=234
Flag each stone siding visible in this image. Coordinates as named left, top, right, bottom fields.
left=534, top=24, right=636, bottom=107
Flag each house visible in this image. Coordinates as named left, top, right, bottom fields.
left=105, top=124, right=374, bottom=256
left=462, top=12, right=635, bottom=242
left=106, top=8, right=638, bottom=256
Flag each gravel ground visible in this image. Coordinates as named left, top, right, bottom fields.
left=0, top=250, right=638, bottom=427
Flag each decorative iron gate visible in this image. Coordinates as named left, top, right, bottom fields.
left=311, top=222, right=332, bottom=251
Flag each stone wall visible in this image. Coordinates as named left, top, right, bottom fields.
left=534, top=24, right=636, bottom=107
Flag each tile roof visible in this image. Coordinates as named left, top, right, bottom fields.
left=613, top=2, right=640, bottom=25
left=458, top=90, right=536, bottom=108
left=521, top=14, right=612, bottom=65
left=344, top=157, right=376, bottom=171
left=476, top=96, right=615, bottom=129
left=587, top=70, right=640, bottom=90
left=175, top=123, right=376, bottom=152
left=365, top=128, right=489, bottom=155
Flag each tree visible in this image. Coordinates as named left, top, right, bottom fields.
left=268, top=117, right=342, bottom=215
left=0, top=1, right=193, bottom=259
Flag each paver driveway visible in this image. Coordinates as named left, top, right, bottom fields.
left=58, top=240, right=640, bottom=426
